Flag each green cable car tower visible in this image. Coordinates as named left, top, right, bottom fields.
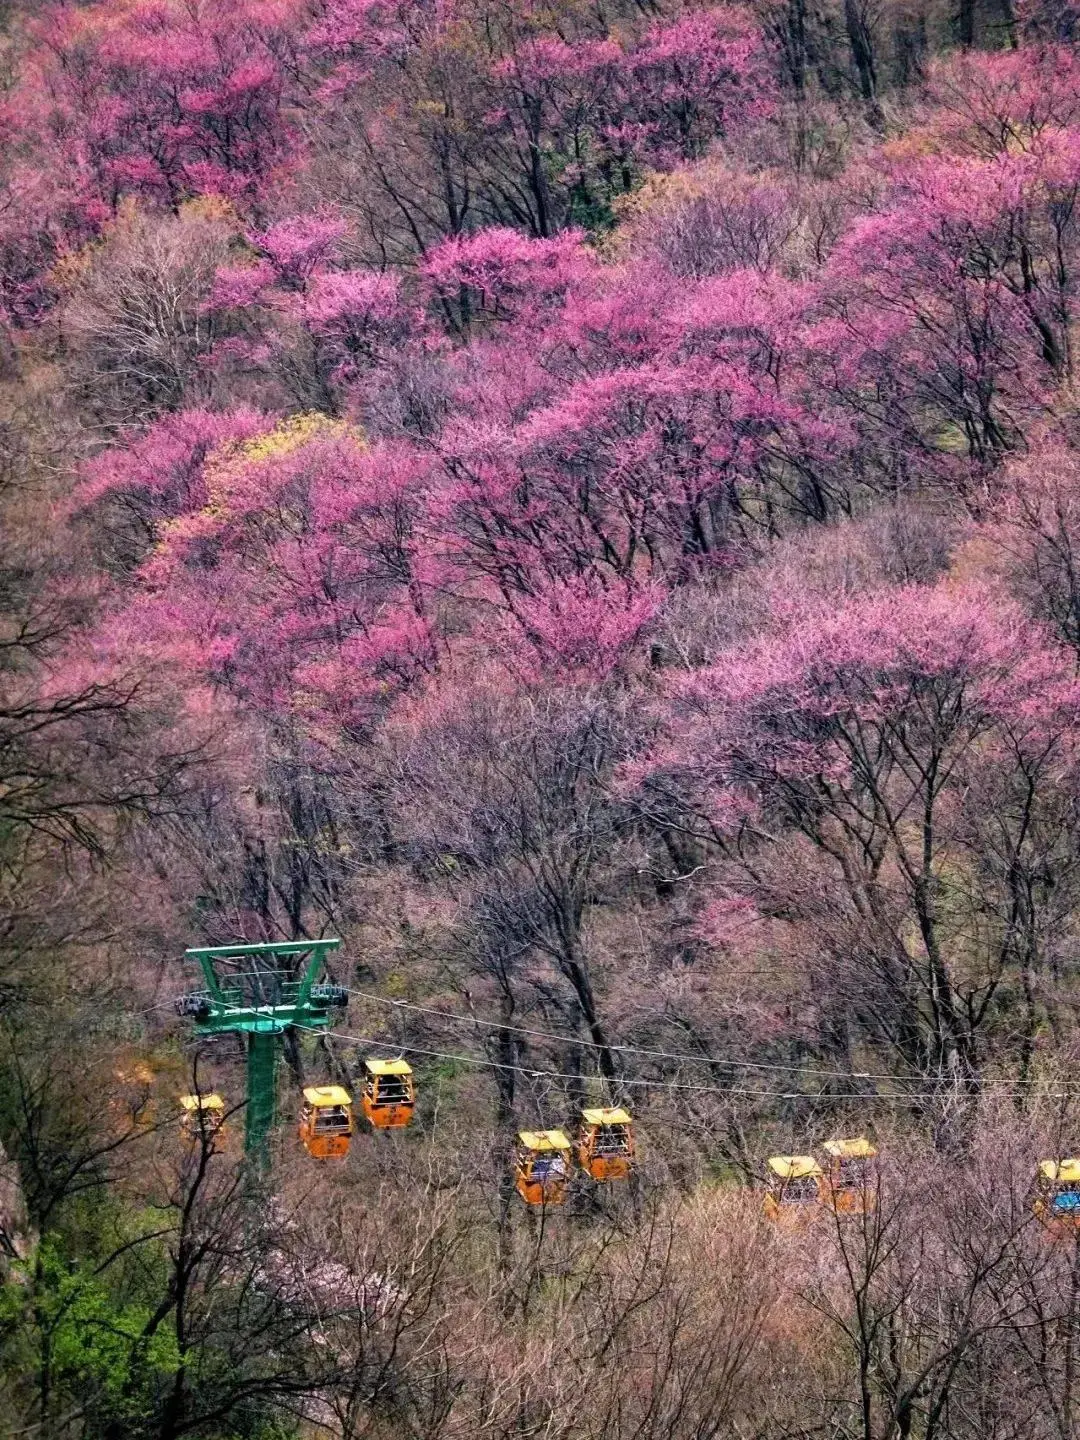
left=176, top=939, right=347, bottom=1164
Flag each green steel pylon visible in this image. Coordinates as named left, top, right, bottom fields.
left=176, top=939, right=347, bottom=1165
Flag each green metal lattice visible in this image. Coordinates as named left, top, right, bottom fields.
left=179, top=939, right=345, bottom=1164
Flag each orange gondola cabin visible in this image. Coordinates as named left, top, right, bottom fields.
left=764, top=1155, right=823, bottom=1222
left=1033, top=1159, right=1080, bottom=1234
left=361, top=1059, right=415, bottom=1130
left=821, top=1137, right=878, bottom=1215
left=299, top=1085, right=354, bottom=1159
left=576, top=1107, right=634, bottom=1181
left=514, top=1130, right=572, bottom=1206
left=179, top=1092, right=225, bottom=1145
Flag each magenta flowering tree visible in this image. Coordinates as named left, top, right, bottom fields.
left=477, top=6, right=776, bottom=229
left=0, top=156, right=103, bottom=328
left=26, top=0, right=306, bottom=213
left=210, top=212, right=412, bottom=410
left=304, top=0, right=775, bottom=264
left=439, top=360, right=762, bottom=593
left=640, top=581, right=1080, bottom=1089
left=981, top=429, right=1080, bottom=660
left=79, top=412, right=437, bottom=742
left=76, top=406, right=270, bottom=572
left=0, top=0, right=311, bottom=331
left=421, top=224, right=591, bottom=333
left=482, top=35, right=625, bottom=238
left=242, top=213, right=351, bottom=292
left=621, top=9, right=776, bottom=166
left=507, top=573, right=664, bottom=682
left=431, top=257, right=841, bottom=606
left=808, top=75, right=1080, bottom=489
left=922, top=46, right=1080, bottom=159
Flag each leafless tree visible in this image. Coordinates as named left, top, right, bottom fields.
left=62, top=202, right=234, bottom=430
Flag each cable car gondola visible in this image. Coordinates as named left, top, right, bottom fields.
left=299, top=1085, right=354, bottom=1159
left=1033, top=1159, right=1080, bottom=1234
left=820, top=1137, right=878, bottom=1215
left=514, top=1130, right=572, bottom=1206
left=576, top=1107, right=634, bottom=1181
left=764, top=1155, right=822, bottom=1223
left=179, top=1093, right=225, bottom=1145
left=361, top=1059, right=415, bottom=1130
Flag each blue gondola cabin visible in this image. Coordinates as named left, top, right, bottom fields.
left=1033, top=1159, right=1080, bottom=1233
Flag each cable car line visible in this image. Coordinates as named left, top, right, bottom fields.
left=322, top=1027, right=1080, bottom=1103
left=329, top=1027, right=889, bottom=1099
left=167, top=941, right=1080, bottom=1224
left=337, top=985, right=1039, bottom=1089
left=340, top=986, right=912, bottom=1081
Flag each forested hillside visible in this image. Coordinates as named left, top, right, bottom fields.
left=2, top=0, right=1080, bottom=1435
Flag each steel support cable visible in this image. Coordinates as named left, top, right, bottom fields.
left=340, top=985, right=1033, bottom=1089
left=320, top=1027, right=1080, bottom=1103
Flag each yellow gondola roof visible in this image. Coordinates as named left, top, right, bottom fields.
left=518, top=1129, right=571, bottom=1152
left=768, top=1154, right=822, bottom=1180
left=581, top=1107, right=633, bottom=1126
left=823, top=1137, right=877, bottom=1159
left=364, top=1058, right=413, bottom=1077
left=1039, top=1159, right=1080, bottom=1183
left=303, top=1085, right=352, bottom=1107
left=180, top=1093, right=224, bottom=1112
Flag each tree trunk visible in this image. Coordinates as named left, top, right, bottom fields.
left=559, top=942, right=619, bottom=1091
left=959, top=0, right=976, bottom=45
left=0, top=1137, right=33, bottom=1264
left=844, top=0, right=877, bottom=102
